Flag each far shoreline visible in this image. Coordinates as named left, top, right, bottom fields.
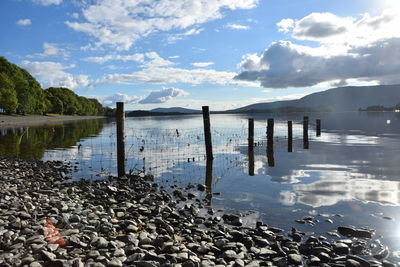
left=0, top=114, right=106, bottom=129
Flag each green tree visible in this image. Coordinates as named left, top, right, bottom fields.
left=0, top=72, right=18, bottom=114
left=0, top=56, right=104, bottom=115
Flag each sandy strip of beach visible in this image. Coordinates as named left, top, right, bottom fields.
left=0, top=115, right=105, bottom=128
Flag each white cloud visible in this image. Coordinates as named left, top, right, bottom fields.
left=83, top=51, right=172, bottom=68
left=84, top=53, right=145, bottom=64
left=276, top=18, right=294, bottom=33
left=226, top=23, right=250, bottom=30
left=28, top=42, right=69, bottom=58
left=169, top=56, right=180, bottom=59
left=285, top=10, right=400, bottom=45
left=66, top=0, right=258, bottom=50
left=139, top=87, right=189, bottom=104
left=70, top=13, right=79, bottom=19
left=141, top=52, right=175, bottom=68
left=32, top=0, right=62, bottom=6
left=102, top=93, right=142, bottom=106
left=236, top=9, right=400, bottom=88
left=167, top=28, right=203, bottom=43
left=17, top=19, right=31, bottom=26
left=19, top=61, right=90, bottom=90
left=99, top=66, right=258, bottom=87
left=191, top=62, right=214, bottom=67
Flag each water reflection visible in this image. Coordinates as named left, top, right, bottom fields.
left=205, top=159, right=213, bottom=205
left=0, top=119, right=104, bottom=158
left=239, top=129, right=400, bottom=207
left=248, top=146, right=254, bottom=176
left=280, top=176, right=400, bottom=207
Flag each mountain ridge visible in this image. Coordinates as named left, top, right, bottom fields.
left=230, top=84, right=400, bottom=112
left=131, top=84, right=400, bottom=114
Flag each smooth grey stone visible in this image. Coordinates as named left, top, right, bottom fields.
left=345, top=259, right=361, bottom=267
left=107, top=259, right=123, bottom=267
left=40, top=250, right=56, bottom=261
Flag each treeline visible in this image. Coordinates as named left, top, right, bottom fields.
left=233, top=105, right=332, bottom=114
left=0, top=56, right=103, bottom=115
left=359, top=104, right=400, bottom=112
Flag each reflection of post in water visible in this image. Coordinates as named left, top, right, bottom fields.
left=267, top=119, right=275, bottom=167
left=316, top=119, right=321, bottom=137
left=248, top=119, right=255, bottom=176
left=303, top=116, right=309, bottom=149
left=205, top=159, right=213, bottom=205
left=267, top=143, right=275, bottom=167
left=288, top=120, right=293, bottom=152
left=248, top=148, right=255, bottom=176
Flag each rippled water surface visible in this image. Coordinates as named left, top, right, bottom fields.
left=1, top=112, right=400, bottom=258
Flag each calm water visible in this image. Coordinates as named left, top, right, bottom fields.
left=1, top=112, right=400, bottom=259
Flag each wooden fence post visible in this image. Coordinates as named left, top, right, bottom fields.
left=316, top=119, right=321, bottom=137
left=288, top=120, right=293, bottom=152
left=116, top=102, right=125, bottom=177
left=248, top=119, right=254, bottom=150
left=205, top=159, right=213, bottom=205
left=303, top=116, right=309, bottom=149
left=267, top=118, right=275, bottom=167
left=267, top=118, right=274, bottom=147
left=202, top=106, right=213, bottom=160
left=248, top=118, right=254, bottom=175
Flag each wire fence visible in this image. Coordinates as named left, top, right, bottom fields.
left=43, top=119, right=318, bottom=184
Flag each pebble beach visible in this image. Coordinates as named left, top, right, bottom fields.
left=0, top=157, right=397, bottom=267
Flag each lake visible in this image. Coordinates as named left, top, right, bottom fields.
left=1, top=112, right=400, bottom=259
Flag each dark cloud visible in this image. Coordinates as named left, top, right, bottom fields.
left=292, top=13, right=350, bottom=39
left=235, top=38, right=400, bottom=88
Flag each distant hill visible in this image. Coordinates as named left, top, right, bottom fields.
left=151, top=107, right=201, bottom=114
left=231, top=84, right=400, bottom=113
left=127, top=107, right=201, bottom=117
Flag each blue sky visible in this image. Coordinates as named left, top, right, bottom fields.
left=1, top=0, right=400, bottom=110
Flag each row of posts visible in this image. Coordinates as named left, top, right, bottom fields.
left=115, top=103, right=321, bottom=177
left=203, top=106, right=321, bottom=161
left=249, top=117, right=321, bottom=153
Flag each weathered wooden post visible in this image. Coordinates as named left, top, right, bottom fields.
left=248, top=119, right=254, bottom=150
left=248, top=118, right=255, bottom=175
left=116, top=102, right=125, bottom=177
left=267, top=118, right=275, bottom=167
left=316, top=119, right=321, bottom=137
left=288, top=120, right=293, bottom=152
left=205, top=159, right=213, bottom=205
left=202, top=106, right=213, bottom=160
left=267, top=118, right=274, bottom=146
left=303, top=116, right=309, bottom=149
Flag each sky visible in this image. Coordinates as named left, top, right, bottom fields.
left=1, top=0, right=400, bottom=111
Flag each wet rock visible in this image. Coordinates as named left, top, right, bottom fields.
left=334, top=243, right=350, bottom=255
left=373, top=246, right=389, bottom=260
left=337, top=227, right=373, bottom=238
left=288, top=254, right=302, bottom=265
left=345, top=259, right=361, bottom=267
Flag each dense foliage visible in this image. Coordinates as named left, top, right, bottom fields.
left=0, top=56, right=103, bottom=115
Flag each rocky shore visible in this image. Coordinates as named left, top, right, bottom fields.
left=0, top=157, right=397, bottom=267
